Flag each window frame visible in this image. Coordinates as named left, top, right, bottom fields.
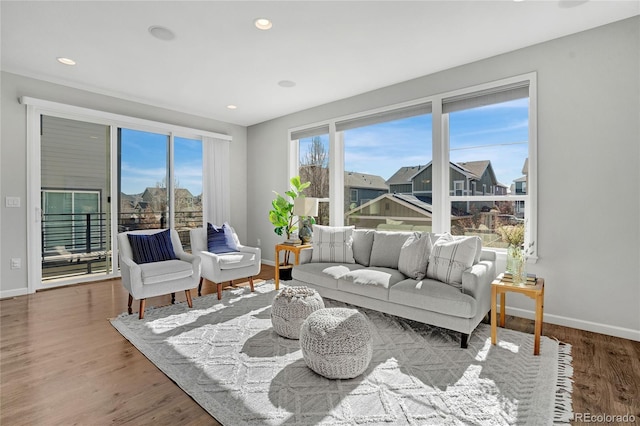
left=289, top=72, right=537, bottom=259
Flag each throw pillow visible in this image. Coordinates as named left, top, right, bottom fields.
left=369, top=231, right=414, bottom=269
left=127, top=229, right=177, bottom=264
left=398, top=232, right=432, bottom=280
left=426, top=233, right=477, bottom=288
left=352, top=229, right=375, bottom=266
left=223, top=222, right=241, bottom=250
left=207, top=223, right=235, bottom=254
left=311, top=225, right=355, bottom=263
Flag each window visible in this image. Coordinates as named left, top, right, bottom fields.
left=295, top=129, right=330, bottom=226
left=289, top=73, right=536, bottom=256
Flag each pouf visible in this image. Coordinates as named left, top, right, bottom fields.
left=300, top=307, right=373, bottom=379
left=271, top=286, right=325, bottom=339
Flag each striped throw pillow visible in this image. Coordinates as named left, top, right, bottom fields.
left=128, top=229, right=177, bottom=264
left=426, top=233, right=478, bottom=288
left=207, top=223, right=235, bottom=254
left=311, top=225, right=355, bottom=263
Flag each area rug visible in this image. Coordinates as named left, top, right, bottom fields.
left=110, top=281, right=573, bottom=425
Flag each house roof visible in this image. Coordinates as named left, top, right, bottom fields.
left=456, top=160, right=491, bottom=180
left=386, top=165, right=428, bottom=185
left=345, top=172, right=388, bottom=190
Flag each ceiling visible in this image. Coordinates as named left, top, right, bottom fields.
left=2, top=1, right=638, bottom=127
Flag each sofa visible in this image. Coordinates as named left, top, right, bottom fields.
left=290, top=225, right=497, bottom=348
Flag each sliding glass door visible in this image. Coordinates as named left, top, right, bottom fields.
left=40, top=115, right=111, bottom=283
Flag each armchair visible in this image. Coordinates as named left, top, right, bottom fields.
left=118, top=229, right=201, bottom=319
left=190, top=225, right=261, bottom=299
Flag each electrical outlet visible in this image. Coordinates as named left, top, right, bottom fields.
left=257, top=238, right=261, bottom=246
left=10, top=258, right=21, bottom=269
left=5, top=197, right=20, bottom=208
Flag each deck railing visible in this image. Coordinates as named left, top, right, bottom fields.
left=42, top=211, right=203, bottom=280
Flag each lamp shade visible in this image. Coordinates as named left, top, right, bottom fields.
left=293, top=197, right=319, bottom=217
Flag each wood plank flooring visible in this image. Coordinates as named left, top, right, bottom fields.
left=1, top=265, right=639, bottom=425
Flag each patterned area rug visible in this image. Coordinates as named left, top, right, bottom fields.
left=110, top=281, right=573, bottom=425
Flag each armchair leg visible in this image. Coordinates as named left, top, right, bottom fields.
left=128, top=294, right=133, bottom=315
left=249, top=276, right=255, bottom=293
left=198, top=277, right=203, bottom=296
left=139, top=299, right=146, bottom=320
left=185, top=290, right=193, bottom=308
left=171, top=292, right=176, bottom=304
left=217, top=283, right=222, bottom=300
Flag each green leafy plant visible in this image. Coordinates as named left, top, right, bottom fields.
left=269, top=176, right=312, bottom=239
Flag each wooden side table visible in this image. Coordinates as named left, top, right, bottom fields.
left=491, top=276, right=545, bottom=355
left=274, top=244, right=312, bottom=290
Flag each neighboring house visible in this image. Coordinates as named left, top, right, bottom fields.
left=345, top=171, right=389, bottom=210
left=386, top=160, right=504, bottom=215
left=346, top=193, right=433, bottom=231
left=513, top=158, right=528, bottom=217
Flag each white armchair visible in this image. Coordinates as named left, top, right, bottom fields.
left=190, top=226, right=261, bottom=300
left=118, top=229, right=201, bottom=319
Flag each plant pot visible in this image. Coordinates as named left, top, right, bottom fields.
left=278, top=264, right=293, bottom=281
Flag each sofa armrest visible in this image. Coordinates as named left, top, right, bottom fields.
left=299, top=247, right=313, bottom=264
left=461, top=259, right=496, bottom=300
left=480, top=249, right=497, bottom=262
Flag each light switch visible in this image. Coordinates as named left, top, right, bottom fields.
left=5, top=197, right=21, bottom=208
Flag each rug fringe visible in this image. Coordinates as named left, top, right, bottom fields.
left=553, top=342, right=574, bottom=425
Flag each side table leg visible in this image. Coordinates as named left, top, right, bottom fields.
left=491, top=286, right=497, bottom=345
left=534, top=292, right=543, bottom=355
left=499, top=292, right=506, bottom=327
left=275, top=247, right=280, bottom=290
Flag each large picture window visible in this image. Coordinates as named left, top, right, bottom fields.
left=290, top=73, right=536, bottom=257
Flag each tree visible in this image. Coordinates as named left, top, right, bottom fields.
left=299, top=136, right=329, bottom=224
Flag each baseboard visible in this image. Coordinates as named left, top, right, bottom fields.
left=263, top=259, right=276, bottom=267
left=0, top=287, right=30, bottom=300
left=503, top=305, right=640, bottom=342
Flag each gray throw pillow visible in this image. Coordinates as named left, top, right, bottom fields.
left=311, top=225, right=355, bottom=263
left=369, top=231, right=413, bottom=269
left=426, top=233, right=478, bottom=288
left=398, top=232, right=431, bottom=280
left=352, top=229, right=375, bottom=266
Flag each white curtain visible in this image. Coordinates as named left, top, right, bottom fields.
left=203, top=136, right=231, bottom=226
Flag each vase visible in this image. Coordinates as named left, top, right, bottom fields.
left=507, top=244, right=526, bottom=284
left=299, top=219, right=312, bottom=244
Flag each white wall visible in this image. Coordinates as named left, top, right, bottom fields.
left=0, top=72, right=248, bottom=297
left=247, top=17, right=640, bottom=340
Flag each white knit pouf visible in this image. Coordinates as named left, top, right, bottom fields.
left=300, top=307, right=373, bottom=379
left=271, top=286, right=325, bottom=339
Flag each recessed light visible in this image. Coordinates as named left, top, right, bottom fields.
left=227, top=105, right=238, bottom=110
left=278, top=80, right=296, bottom=88
left=148, top=25, right=175, bottom=41
left=254, top=18, right=272, bottom=30
left=56, top=57, right=76, bottom=66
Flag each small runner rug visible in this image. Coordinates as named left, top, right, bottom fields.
left=110, top=281, right=573, bottom=425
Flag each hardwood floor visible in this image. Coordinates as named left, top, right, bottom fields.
left=1, top=265, right=639, bottom=425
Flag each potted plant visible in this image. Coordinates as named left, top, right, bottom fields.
left=269, top=176, right=314, bottom=280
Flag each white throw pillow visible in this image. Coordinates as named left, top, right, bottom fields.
left=223, top=222, right=241, bottom=251
left=426, top=233, right=477, bottom=288
left=311, top=225, right=355, bottom=264
left=398, top=232, right=431, bottom=280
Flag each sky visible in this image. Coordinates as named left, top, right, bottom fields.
left=119, top=97, right=528, bottom=196
left=119, top=129, right=203, bottom=196
left=301, top=97, right=529, bottom=188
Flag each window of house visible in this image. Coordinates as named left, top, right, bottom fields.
left=294, top=128, right=330, bottom=226
left=289, top=73, right=536, bottom=256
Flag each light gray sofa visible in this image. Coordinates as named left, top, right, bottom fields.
left=290, top=228, right=497, bottom=348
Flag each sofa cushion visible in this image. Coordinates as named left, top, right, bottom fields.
left=293, top=262, right=364, bottom=289
left=426, top=233, right=478, bottom=288
left=398, top=232, right=432, bottom=280
left=217, top=252, right=257, bottom=270
left=389, top=278, right=477, bottom=319
left=338, top=267, right=406, bottom=301
left=311, top=225, right=355, bottom=263
left=140, top=259, right=193, bottom=285
left=207, top=223, right=235, bottom=254
left=352, top=229, right=375, bottom=266
left=128, top=229, right=177, bottom=264
left=369, top=231, right=413, bottom=269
